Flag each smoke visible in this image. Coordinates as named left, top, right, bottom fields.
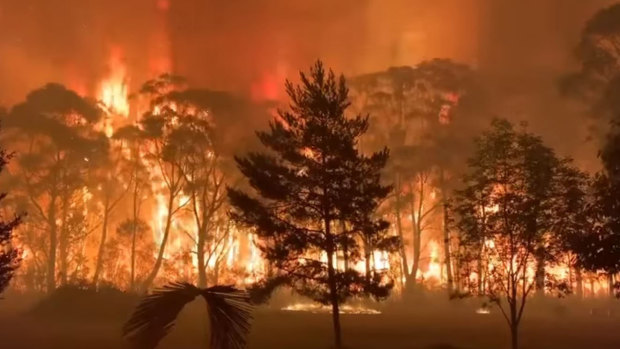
left=1, top=0, right=618, bottom=164
left=475, top=0, right=617, bottom=169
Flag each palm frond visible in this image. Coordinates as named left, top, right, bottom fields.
left=123, top=282, right=201, bottom=349
left=202, top=285, right=253, bottom=349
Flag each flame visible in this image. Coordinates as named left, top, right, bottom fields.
left=423, top=240, right=442, bottom=282
left=282, top=303, right=381, bottom=315
left=98, top=47, right=130, bottom=118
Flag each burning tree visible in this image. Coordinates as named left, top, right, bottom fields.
left=126, top=75, right=244, bottom=289
left=452, top=119, right=579, bottom=349
left=2, top=84, right=107, bottom=291
left=113, top=124, right=153, bottom=290
left=228, top=61, right=396, bottom=348
left=133, top=75, right=193, bottom=289
left=349, top=59, right=481, bottom=293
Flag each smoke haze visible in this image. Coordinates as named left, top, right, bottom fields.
left=0, top=0, right=618, bottom=164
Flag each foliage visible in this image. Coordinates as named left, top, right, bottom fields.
left=228, top=61, right=396, bottom=347
left=349, top=59, right=484, bottom=292
left=561, top=3, right=620, bottom=127
left=123, top=282, right=252, bottom=349
left=0, top=147, right=21, bottom=296
left=452, top=119, right=584, bottom=349
left=1, top=83, right=106, bottom=292
left=573, top=123, right=620, bottom=294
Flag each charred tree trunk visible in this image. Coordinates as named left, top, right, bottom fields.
left=58, top=193, right=70, bottom=285
left=340, top=220, right=349, bottom=271
left=509, top=286, right=520, bottom=349
left=510, top=323, right=519, bottom=349
left=535, top=254, right=545, bottom=295
left=92, top=195, right=110, bottom=286
left=477, top=249, right=484, bottom=294
left=575, top=267, right=583, bottom=298
left=143, top=193, right=175, bottom=290
left=46, top=192, right=58, bottom=292
left=362, top=234, right=372, bottom=282
left=325, top=219, right=342, bottom=349
left=439, top=170, right=454, bottom=296
left=395, top=174, right=408, bottom=286
left=130, top=223, right=137, bottom=290
left=407, top=184, right=420, bottom=290
left=197, top=226, right=207, bottom=288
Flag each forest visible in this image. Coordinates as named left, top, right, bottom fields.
left=0, top=1, right=619, bottom=349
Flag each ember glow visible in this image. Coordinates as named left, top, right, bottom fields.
left=282, top=303, right=381, bottom=315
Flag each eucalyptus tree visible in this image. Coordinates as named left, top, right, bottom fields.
left=2, top=83, right=107, bottom=291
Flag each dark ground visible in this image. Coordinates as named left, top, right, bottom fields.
left=0, top=290, right=618, bottom=349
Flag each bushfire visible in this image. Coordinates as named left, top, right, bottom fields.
left=5, top=45, right=613, bottom=300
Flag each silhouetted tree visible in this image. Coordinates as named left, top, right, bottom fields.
left=114, top=124, right=152, bottom=290
left=123, top=282, right=252, bottom=349
left=117, top=218, right=150, bottom=290
left=161, top=90, right=228, bottom=288
left=349, top=59, right=481, bottom=293
left=134, top=75, right=191, bottom=290
left=91, top=141, right=132, bottom=286
left=228, top=61, right=395, bottom=348
left=2, top=83, right=106, bottom=291
left=453, top=119, right=573, bottom=349
left=575, top=123, right=620, bottom=296
left=0, top=146, right=22, bottom=295
left=561, top=3, right=620, bottom=129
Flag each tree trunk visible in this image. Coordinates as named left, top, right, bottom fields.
left=608, top=273, right=615, bottom=298
left=477, top=251, right=484, bottom=294
left=407, top=184, right=421, bottom=290
left=535, top=254, right=545, bottom=295
left=364, top=239, right=372, bottom=282
left=394, top=175, right=408, bottom=285
left=340, top=220, right=349, bottom=271
left=130, top=162, right=141, bottom=291
left=143, top=193, right=175, bottom=289
left=439, top=171, right=454, bottom=296
left=130, top=222, right=137, bottom=290
left=327, top=252, right=342, bottom=349
left=510, top=297, right=519, bottom=349
left=409, top=224, right=421, bottom=288
left=47, top=194, right=58, bottom=292
left=575, top=267, right=583, bottom=299
left=197, top=228, right=207, bottom=288
left=93, top=196, right=110, bottom=286
left=58, top=193, right=70, bottom=285
left=325, top=219, right=342, bottom=349
left=213, top=260, right=220, bottom=285
left=510, top=324, right=519, bottom=349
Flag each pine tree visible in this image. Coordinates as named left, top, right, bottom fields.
left=228, top=61, right=396, bottom=348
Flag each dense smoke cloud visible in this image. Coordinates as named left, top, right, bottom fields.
left=2, top=0, right=479, bottom=104
left=0, top=0, right=618, bottom=164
